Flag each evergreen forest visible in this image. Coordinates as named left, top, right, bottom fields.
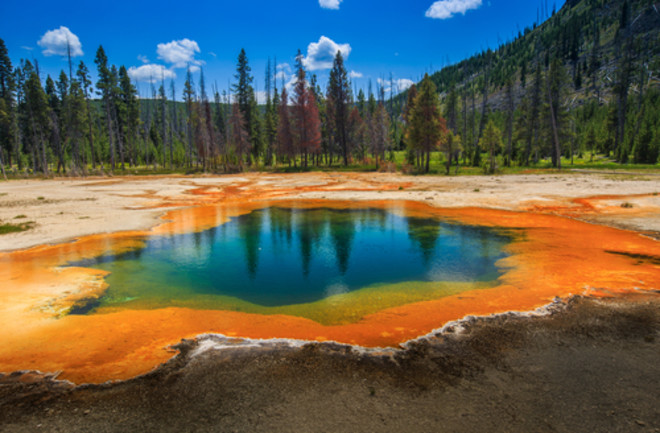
left=0, top=0, right=658, bottom=178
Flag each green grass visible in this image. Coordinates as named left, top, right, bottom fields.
left=0, top=221, right=35, bottom=235
left=13, top=214, right=27, bottom=219
left=2, top=152, right=659, bottom=179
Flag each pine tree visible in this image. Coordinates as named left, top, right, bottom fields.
left=67, top=79, right=86, bottom=173
left=158, top=76, right=170, bottom=168
left=22, top=61, right=50, bottom=174
left=356, top=89, right=366, bottom=117
left=479, top=120, right=503, bottom=174
left=523, top=63, right=543, bottom=165
left=276, top=87, right=294, bottom=165
left=230, top=102, right=250, bottom=168
left=109, top=65, right=125, bottom=169
left=196, top=68, right=213, bottom=170
left=406, top=74, right=446, bottom=173
left=367, top=84, right=377, bottom=116
left=248, top=91, right=262, bottom=165
left=633, top=98, right=659, bottom=164
left=403, top=83, right=418, bottom=165
left=263, top=58, right=276, bottom=166
left=76, top=61, right=96, bottom=169
left=214, top=89, right=226, bottom=164
left=45, top=74, right=65, bottom=173
left=232, top=49, right=259, bottom=164
left=291, top=50, right=321, bottom=168
left=327, top=51, right=352, bottom=166
left=95, top=46, right=116, bottom=170
left=118, top=66, right=139, bottom=168
left=170, top=80, right=178, bottom=160
left=0, top=38, right=15, bottom=178
left=547, top=57, right=569, bottom=168
left=183, top=67, right=195, bottom=167
left=440, top=131, right=463, bottom=175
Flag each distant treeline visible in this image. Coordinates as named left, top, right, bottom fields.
left=0, top=0, right=658, bottom=178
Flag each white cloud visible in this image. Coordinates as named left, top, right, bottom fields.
left=319, top=0, right=342, bottom=9
left=377, top=78, right=414, bottom=94
left=255, top=90, right=268, bottom=105
left=157, top=38, right=202, bottom=68
left=275, top=63, right=292, bottom=81
left=37, top=26, right=83, bottom=57
left=275, top=70, right=290, bottom=82
left=349, top=70, right=363, bottom=79
left=425, top=0, right=482, bottom=19
left=284, top=75, right=299, bottom=93
left=138, top=55, right=149, bottom=64
left=128, top=64, right=176, bottom=83
left=396, top=78, right=414, bottom=92
left=303, top=36, right=351, bottom=71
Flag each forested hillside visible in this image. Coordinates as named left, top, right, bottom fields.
left=0, top=0, right=658, bottom=177
left=404, top=0, right=660, bottom=168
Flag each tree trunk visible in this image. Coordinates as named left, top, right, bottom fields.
left=85, top=100, right=96, bottom=170
left=14, top=126, right=22, bottom=171
left=105, top=102, right=115, bottom=170
left=51, top=113, right=65, bottom=174
left=0, top=149, right=7, bottom=180
left=446, top=151, right=451, bottom=175
left=39, top=132, right=48, bottom=175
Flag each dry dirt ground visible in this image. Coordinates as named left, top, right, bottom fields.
left=0, top=172, right=659, bottom=432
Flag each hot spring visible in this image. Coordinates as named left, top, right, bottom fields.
left=67, top=205, right=512, bottom=324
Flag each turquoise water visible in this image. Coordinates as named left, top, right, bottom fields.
left=70, top=206, right=511, bottom=310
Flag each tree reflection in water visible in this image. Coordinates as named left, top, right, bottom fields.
left=69, top=206, right=512, bottom=308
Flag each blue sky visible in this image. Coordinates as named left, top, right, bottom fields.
left=1, top=0, right=565, bottom=100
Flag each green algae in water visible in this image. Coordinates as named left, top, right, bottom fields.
left=69, top=207, right=512, bottom=322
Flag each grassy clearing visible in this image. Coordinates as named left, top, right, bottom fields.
left=1, top=152, right=658, bottom=178
left=0, top=221, right=35, bottom=235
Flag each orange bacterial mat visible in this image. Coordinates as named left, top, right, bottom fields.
left=1, top=200, right=658, bottom=384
